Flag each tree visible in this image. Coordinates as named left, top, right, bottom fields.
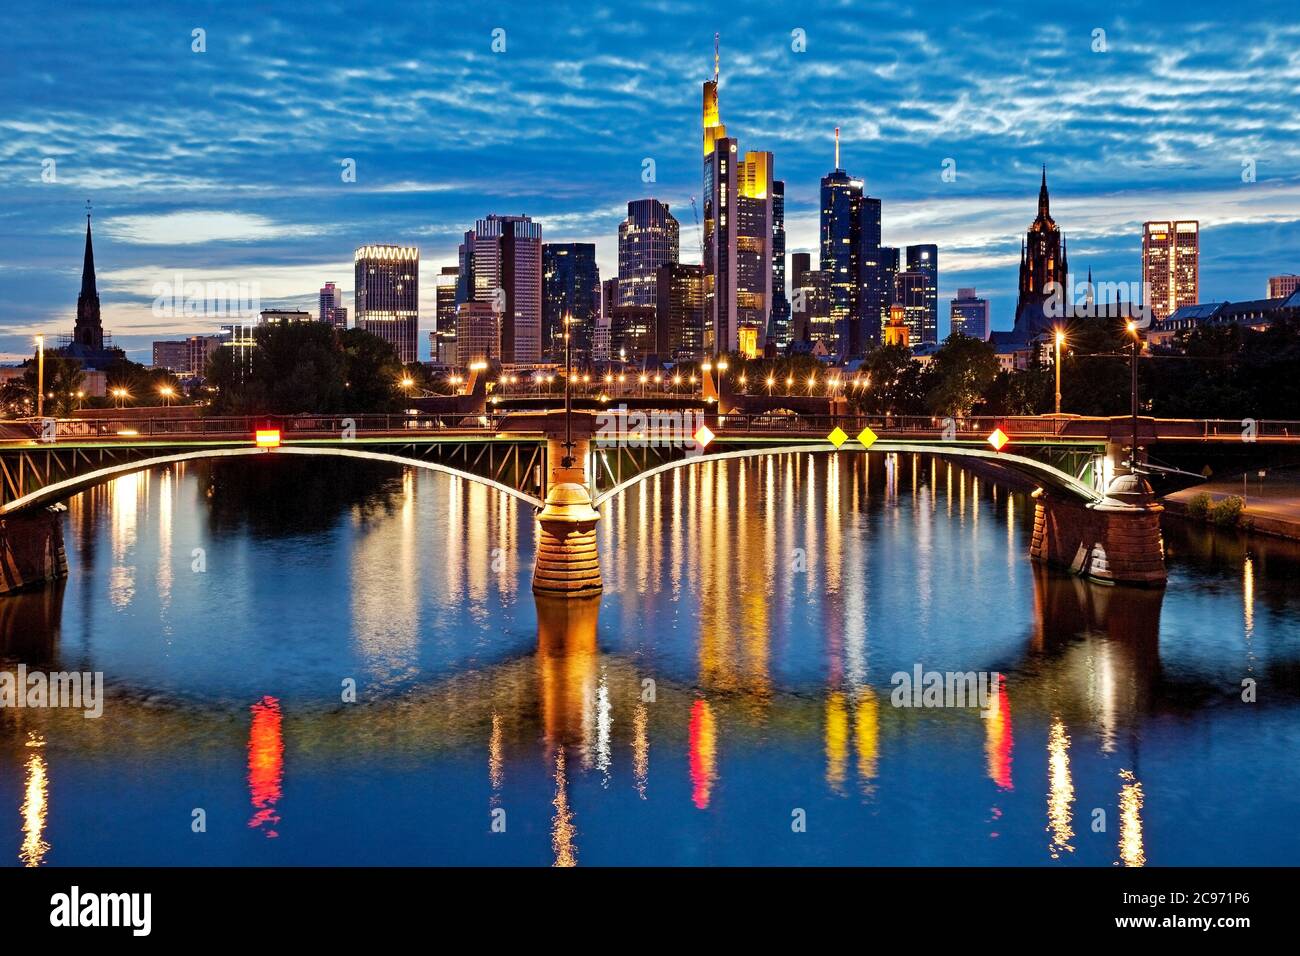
left=855, top=344, right=930, bottom=415
left=925, top=333, right=999, bottom=417
left=22, top=355, right=85, bottom=416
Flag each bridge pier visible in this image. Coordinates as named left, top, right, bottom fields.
left=1030, top=474, right=1166, bottom=587
left=532, top=412, right=602, bottom=597
left=0, top=506, right=69, bottom=595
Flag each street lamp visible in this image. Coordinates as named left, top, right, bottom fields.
left=35, top=335, right=44, bottom=419
left=111, top=387, right=130, bottom=409
left=1126, top=319, right=1141, bottom=471
left=159, top=384, right=176, bottom=407
left=1054, top=329, right=1066, bottom=417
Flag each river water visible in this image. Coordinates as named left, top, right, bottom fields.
left=1, top=453, right=1297, bottom=866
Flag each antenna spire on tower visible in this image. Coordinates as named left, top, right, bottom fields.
left=713, top=33, right=719, bottom=84
left=835, top=127, right=840, bottom=170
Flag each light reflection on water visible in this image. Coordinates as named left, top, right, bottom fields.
left=1, top=452, right=1298, bottom=866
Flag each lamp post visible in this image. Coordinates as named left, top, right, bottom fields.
left=1126, top=320, right=1140, bottom=472
left=561, top=314, right=575, bottom=471
left=35, top=334, right=44, bottom=419
left=159, top=384, right=176, bottom=407
left=1054, top=329, right=1065, bottom=417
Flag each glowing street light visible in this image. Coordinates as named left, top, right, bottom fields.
left=1054, top=329, right=1066, bottom=417
left=34, top=335, right=44, bottom=419
left=159, top=384, right=176, bottom=407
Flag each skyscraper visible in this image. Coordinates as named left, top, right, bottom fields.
left=792, top=251, right=833, bottom=348
left=454, top=302, right=500, bottom=366
left=457, top=215, right=543, bottom=364
left=895, top=271, right=928, bottom=345
left=542, top=243, right=600, bottom=361
left=656, top=262, right=705, bottom=360
left=319, top=281, right=346, bottom=327
left=702, top=35, right=774, bottom=355
left=880, top=246, right=900, bottom=325
left=950, top=288, right=990, bottom=340
left=820, top=129, right=884, bottom=357
left=434, top=266, right=459, bottom=364
left=770, top=180, right=790, bottom=347
left=618, top=200, right=678, bottom=309
left=354, top=245, right=419, bottom=364
left=905, top=244, right=938, bottom=343
left=1014, top=167, right=1068, bottom=337
left=1143, top=220, right=1199, bottom=322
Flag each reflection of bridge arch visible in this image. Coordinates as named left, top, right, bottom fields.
left=591, top=442, right=1103, bottom=508
left=0, top=445, right=544, bottom=515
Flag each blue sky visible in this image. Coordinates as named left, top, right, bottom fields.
left=1, top=0, right=1298, bottom=362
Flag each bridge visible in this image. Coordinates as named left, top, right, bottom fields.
left=2, top=406, right=1298, bottom=594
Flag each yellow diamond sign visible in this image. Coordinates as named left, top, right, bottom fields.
left=987, top=427, right=1009, bottom=452
left=827, top=426, right=848, bottom=448
left=856, top=425, right=878, bottom=449
left=693, top=424, right=715, bottom=449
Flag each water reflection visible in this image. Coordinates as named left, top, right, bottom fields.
left=3, top=451, right=1300, bottom=865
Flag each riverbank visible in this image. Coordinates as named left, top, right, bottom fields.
left=1165, top=477, right=1300, bottom=541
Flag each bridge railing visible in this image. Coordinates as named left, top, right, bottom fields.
left=2, top=413, right=504, bottom=442
left=713, top=413, right=1082, bottom=438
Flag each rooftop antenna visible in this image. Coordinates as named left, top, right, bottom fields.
left=713, top=32, right=719, bottom=84
left=835, top=127, right=840, bottom=170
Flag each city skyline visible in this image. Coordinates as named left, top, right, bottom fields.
left=1, top=2, right=1299, bottom=362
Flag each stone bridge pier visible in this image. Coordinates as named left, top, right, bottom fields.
left=531, top=411, right=602, bottom=597
left=0, top=506, right=68, bottom=595
left=1030, top=463, right=1167, bottom=587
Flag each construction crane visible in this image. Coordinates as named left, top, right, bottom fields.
left=689, top=196, right=705, bottom=267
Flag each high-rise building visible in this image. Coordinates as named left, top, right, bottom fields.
left=895, top=271, right=929, bottom=345
left=591, top=316, right=612, bottom=363
left=434, top=266, right=459, bottom=364
left=1268, top=275, right=1300, bottom=299
left=543, top=243, right=600, bottom=360
left=609, top=306, right=658, bottom=362
left=186, top=335, right=223, bottom=377
left=454, top=301, right=501, bottom=366
left=618, top=200, right=678, bottom=309
left=656, top=262, right=705, bottom=360
left=791, top=252, right=833, bottom=348
left=602, top=278, right=619, bottom=322
left=1143, top=220, right=1199, bottom=322
left=354, top=245, right=419, bottom=364
left=319, top=282, right=346, bottom=327
left=905, top=244, right=938, bottom=343
left=152, top=341, right=187, bottom=372
left=770, top=180, right=790, bottom=347
left=950, top=288, right=990, bottom=340
left=702, top=35, right=774, bottom=356
left=820, top=129, right=884, bottom=357
left=1014, top=167, right=1068, bottom=337
left=880, top=246, right=900, bottom=315
left=259, top=309, right=314, bottom=324
left=457, top=215, right=543, bottom=364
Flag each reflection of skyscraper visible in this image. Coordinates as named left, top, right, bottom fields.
left=905, top=244, right=938, bottom=344
left=702, top=36, right=774, bottom=355
left=543, top=243, right=600, bottom=360
left=457, top=215, right=543, bottom=364
left=1142, top=220, right=1198, bottom=322
left=618, top=200, right=678, bottom=308
left=354, top=244, right=419, bottom=364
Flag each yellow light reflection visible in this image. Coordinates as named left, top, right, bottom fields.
left=632, top=702, right=649, bottom=799
left=825, top=691, right=849, bottom=793
left=1117, top=769, right=1146, bottom=867
left=1243, top=555, right=1254, bottom=637
left=1046, top=716, right=1075, bottom=858
left=551, top=748, right=577, bottom=867
left=488, top=712, right=504, bottom=793
left=20, top=734, right=49, bottom=867
left=854, top=688, right=879, bottom=784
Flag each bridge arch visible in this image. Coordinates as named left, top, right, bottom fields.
left=591, top=442, right=1103, bottom=508
left=0, top=445, right=544, bottom=515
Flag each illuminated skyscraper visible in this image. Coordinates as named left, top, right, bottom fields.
left=905, top=244, right=938, bottom=344
left=434, top=266, right=458, bottom=364
left=543, top=243, right=600, bottom=360
left=354, top=245, right=419, bottom=363
left=820, top=128, right=883, bottom=357
left=319, top=281, right=346, bottom=327
left=457, top=214, right=543, bottom=364
left=702, top=34, right=774, bottom=355
left=618, top=200, right=678, bottom=309
left=950, top=288, right=990, bottom=340
left=770, top=180, right=790, bottom=347
left=656, top=262, right=705, bottom=360
left=1143, top=220, right=1199, bottom=322
left=895, top=270, right=928, bottom=344
left=792, top=251, right=833, bottom=348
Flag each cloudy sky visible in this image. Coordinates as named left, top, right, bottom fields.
left=1, top=0, right=1298, bottom=362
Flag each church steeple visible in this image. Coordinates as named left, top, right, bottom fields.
left=74, top=208, right=104, bottom=351
left=1038, top=165, right=1050, bottom=219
